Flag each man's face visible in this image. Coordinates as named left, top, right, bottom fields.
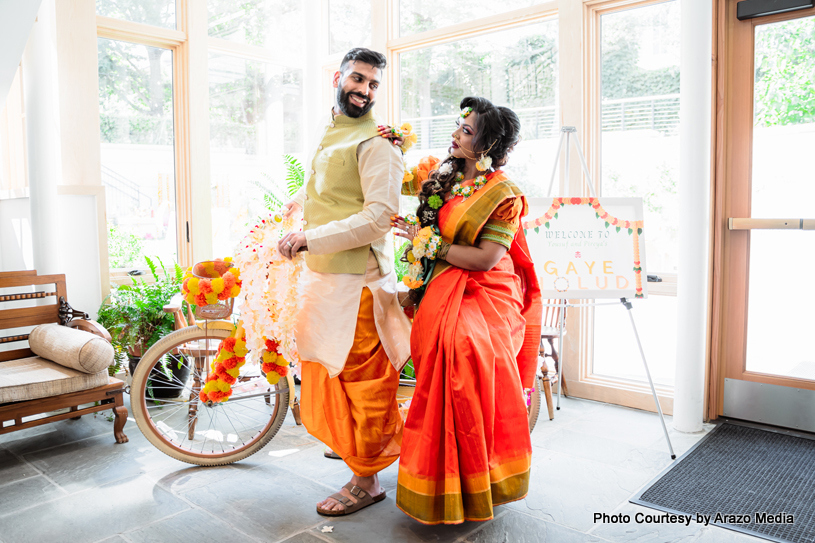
left=333, top=60, right=380, bottom=118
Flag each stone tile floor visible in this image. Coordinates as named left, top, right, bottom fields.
left=0, top=394, right=767, bottom=543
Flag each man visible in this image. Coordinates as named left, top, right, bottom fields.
left=278, top=48, right=411, bottom=516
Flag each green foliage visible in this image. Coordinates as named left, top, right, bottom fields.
left=253, top=154, right=305, bottom=213
left=97, top=256, right=185, bottom=357
left=394, top=241, right=411, bottom=281
left=107, top=224, right=144, bottom=269
left=754, top=18, right=815, bottom=127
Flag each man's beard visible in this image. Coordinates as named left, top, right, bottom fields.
left=337, top=87, right=374, bottom=118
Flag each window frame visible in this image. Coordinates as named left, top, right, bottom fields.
left=562, top=0, right=681, bottom=413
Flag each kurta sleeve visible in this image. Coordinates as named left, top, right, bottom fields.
left=479, top=197, right=523, bottom=249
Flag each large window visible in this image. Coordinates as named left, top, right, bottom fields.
left=96, top=0, right=176, bottom=28
left=592, top=0, right=681, bottom=387
left=329, top=0, right=371, bottom=54
left=399, top=19, right=559, bottom=197
left=98, top=39, right=178, bottom=269
left=207, top=2, right=305, bottom=258
left=399, top=1, right=539, bottom=36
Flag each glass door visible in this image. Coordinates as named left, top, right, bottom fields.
left=715, top=1, right=815, bottom=431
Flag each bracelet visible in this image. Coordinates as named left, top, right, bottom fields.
left=437, top=240, right=451, bottom=260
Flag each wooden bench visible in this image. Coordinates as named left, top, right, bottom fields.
left=0, top=270, right=127, bottom=443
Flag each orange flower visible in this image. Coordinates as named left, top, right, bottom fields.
left=198, top=279, right=213, bottom=294
left=276, top=365, right=289, bottom=377
left=195, top=293, right=208, bottom=307
left=416, top=156, right=441, bottom=184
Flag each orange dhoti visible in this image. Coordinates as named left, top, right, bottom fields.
left=300, top=287, right=403, bottom=477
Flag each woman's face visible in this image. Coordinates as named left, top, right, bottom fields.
left=449, top=111, right=478, bottom=160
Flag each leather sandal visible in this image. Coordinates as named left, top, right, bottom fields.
left=316, top=483, right=386, bottom=516
left=324, top=447, right=342, bottom=460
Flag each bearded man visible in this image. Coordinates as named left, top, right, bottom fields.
left=278, top=47, right=411, bottom=516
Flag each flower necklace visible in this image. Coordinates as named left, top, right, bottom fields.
left=450, top=172, right=488, bottom=201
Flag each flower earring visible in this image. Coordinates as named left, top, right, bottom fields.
left=476, top=154, right=492, bottom=172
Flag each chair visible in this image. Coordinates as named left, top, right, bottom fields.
left=539, top=299, right=569, bottom=420
left=0, top=270, right=127, bottom=443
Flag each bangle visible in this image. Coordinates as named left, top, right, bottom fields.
left=437, top=240, right=451, bottom=260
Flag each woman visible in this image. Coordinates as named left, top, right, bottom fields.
left=386, top=97, right=542, bottom=525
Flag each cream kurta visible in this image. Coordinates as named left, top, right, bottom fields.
left=293, top=113, right=411, bottom=378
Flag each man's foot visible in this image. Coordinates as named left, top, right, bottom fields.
left=317, top=474, right=385, bottom=515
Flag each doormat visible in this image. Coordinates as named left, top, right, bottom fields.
left=631, top=423, right=815, bottom=543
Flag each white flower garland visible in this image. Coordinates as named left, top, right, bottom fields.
left=233, top=210, right=304, bottom=376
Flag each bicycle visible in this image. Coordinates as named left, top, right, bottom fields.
left=131, top=263, right=543, bottom=466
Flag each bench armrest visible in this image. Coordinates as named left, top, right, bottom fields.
left=67, top=319, right=112, bottom=343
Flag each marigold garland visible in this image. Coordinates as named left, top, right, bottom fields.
left=181, top=258, right=242, bottom=307
left=260, top=338, right=290, bottom=385
left=199, top=322, right=248, bottom=403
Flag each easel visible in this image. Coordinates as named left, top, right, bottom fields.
left=545, top=127, right=675, bottom=459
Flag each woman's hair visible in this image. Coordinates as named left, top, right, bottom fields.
left=413, top=97, right=521, bottom=228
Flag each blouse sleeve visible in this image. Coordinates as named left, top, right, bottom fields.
left=479, top=197, right=523, bottom=249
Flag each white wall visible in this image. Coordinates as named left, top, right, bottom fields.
left=0, top=197, right=34, bottom=271
left=0, top=0, right=42, bottom=110
left=0, top=193, right=102, bottom=319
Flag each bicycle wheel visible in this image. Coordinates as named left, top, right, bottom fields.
left=527, top=375, right=543, bottom=433
left=131, top=324, right=289, bottom=466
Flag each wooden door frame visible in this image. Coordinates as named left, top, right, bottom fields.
left=708, top=0, right=815, bottom=420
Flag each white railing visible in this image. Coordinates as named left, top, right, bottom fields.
left=402, top=93, right=680, bottom=148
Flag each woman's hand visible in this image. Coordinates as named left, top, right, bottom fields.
left=377, top=125, right=405, bottom=147
left=391, top=215, right=420, bottom=241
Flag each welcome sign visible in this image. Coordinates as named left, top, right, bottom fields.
left=523, top=197, right=647, bottom=299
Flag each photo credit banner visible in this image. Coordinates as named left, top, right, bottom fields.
left=523, top=197, right=647, bottom=299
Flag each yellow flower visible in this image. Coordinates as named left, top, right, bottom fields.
left=403, top=170, right=414, bottom=183
left=211, top=277, right=225, bottom=294
left=187, top=277, right=200, bottom=295
left=226, top=367, right=241, bottom=378
left=266, top=373, right=281, bottom=385
left=234, top=340, right=248, bottom=357
left=262, top=351, right=276, bottom=363
left=230, top=285, right=241, bottom=297
left=217, top=381, right=231, bottom=393
left=400, top=122, right=413, bottom=133
left=205, top=293, right=219, bottom=305
left=407, top=251, right=416, bottom=263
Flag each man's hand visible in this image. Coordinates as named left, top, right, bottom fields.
left=282, top=201, right=302, bottom=218
left=278, top=231, right=307, bottom=260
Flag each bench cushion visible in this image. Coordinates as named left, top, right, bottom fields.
left=29, top=323, right=113, bottom=374
left=0, top=357, right=109, bottom=403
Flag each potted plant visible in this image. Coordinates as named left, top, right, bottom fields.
left=97, top=257, right=190, bottom=398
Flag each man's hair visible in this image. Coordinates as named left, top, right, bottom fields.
left=339, top=48, right=387, bottom=74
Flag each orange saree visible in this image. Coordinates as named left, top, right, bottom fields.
left=396, top=171, right=542, bottom=525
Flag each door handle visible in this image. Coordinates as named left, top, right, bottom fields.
left=729, top=218, right=815, bottom=230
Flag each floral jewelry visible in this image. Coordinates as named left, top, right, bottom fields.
left=438, top=162, right=453, bottom=176
left=428, top=194, right=443, bottom=209
left=451, top=175, right=487, bottom=201
left=402, top=226, right=446, bottom=290
left=476, top=154, right=492, bottom=172
left=404, top=214, right=420, bottom=226
left=460, top=107, right=473, bottom=118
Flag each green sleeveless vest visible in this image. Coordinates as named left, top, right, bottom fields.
left=303, top=111, right=383, bottom=274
